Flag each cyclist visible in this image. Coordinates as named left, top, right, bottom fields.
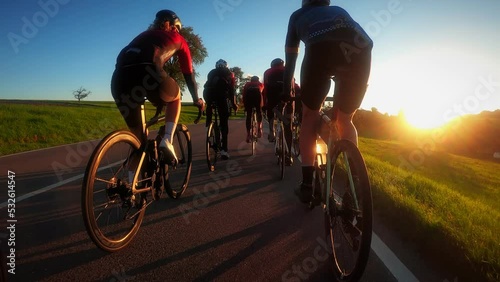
left=203, top=59, right=238, bottom=160
left=242, top=75, right=264, bottom=143
left=264, top=58, right=294, bottom=165
left=283, top=0, right=373, bottom=202
left=111, top=9, right=205, bottom=182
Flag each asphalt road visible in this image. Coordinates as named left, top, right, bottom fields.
left=0, top=119, right=455, bottom=282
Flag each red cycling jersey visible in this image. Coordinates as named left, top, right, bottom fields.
left=243, top=80, right=264, bottom=107
left=116, top=29, right=193, bottom=74
left=263, top=65, right=285, bottom=106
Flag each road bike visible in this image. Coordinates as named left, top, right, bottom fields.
left=291, top=110, right=301, bottom=158
left=307, top=96, right=373, bottom=281
left=206, top=101, right=222, bottom=172
left=249, top=106, right=260, bottom=155
left=81, top=103, right=201, bottom=252
left=273, top=103, right=292, bottom=180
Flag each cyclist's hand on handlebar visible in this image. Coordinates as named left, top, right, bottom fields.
left=194, top=98, right=206, bottom=112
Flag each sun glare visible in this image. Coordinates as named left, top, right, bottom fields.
left=367, top=45, right=481, bottom=130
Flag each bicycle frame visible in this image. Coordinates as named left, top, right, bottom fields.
left=317, top=110, right=361, bottom=213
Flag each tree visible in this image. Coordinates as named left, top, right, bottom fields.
left=163, top=26, right=208, bottom=92
left=230, top=66, right=250, bottom=104
left=73, top=86, right=91, bottom=102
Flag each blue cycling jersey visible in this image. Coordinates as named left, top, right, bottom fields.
left=285, top=6, right=372, bottom=48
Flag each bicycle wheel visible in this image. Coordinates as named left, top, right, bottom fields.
left=279, top=124, right=285, bottom=180
left=164, top=125, right=192, bottom=199
left=325, top=139, right=372, bottom=281
left=82, top=130, right=145, bottom=252
left=292, top=122, right=301, bottom=158
left=206, top=122, right=219, bottom=171
left=251, top=110, right=257, bottom=155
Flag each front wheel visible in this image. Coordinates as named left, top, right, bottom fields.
left=251, top=110, right=257, bottom=155
left=325, top=139, right=372, bottom=281
left=82, top=130, right=145, bottom=252
left=164, top=124, right=192, bottom=199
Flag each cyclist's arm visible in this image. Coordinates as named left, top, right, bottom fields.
left=183, top=72, right=200, bottom=102
left=284, top=13, right=300, bottom=97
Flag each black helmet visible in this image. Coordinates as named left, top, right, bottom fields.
left=156, top=10, right=182, bottom=30
left=271, top=58, right=284, bottom=68
left=216, top=59, right=228, bottom=69
left=302, top=0, right=330, bottom=7
left=251, top=76, right=259, bottom=82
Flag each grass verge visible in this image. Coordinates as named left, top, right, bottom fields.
left=360, top=138, right=499, bottom=281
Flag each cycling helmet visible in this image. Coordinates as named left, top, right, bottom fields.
left=302, top=0, right=330, bottom=7
left=270, top=58, right=284, bottom=68
left=216, top=59, right=228, bottom=69
left=251, top=76, right=259, bottom=82
left=156, top=10, right=182, bottom=30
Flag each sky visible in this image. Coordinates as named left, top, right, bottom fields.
left=1, top=0, right=499, bottom=128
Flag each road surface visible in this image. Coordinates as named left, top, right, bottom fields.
left=0, top=120, right=456, bottom=281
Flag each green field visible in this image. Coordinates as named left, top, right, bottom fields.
left=0, top=100, right=242, bottom=156
left=359, top=138, right=499, bottom=281
left=1, top=100, right=498, bottom=280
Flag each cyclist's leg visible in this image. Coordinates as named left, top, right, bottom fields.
left=111, top=66, right=147, bottom=182
left=218, top=99, right=230, bottom=152
left=153, top=74, right=182, bottom=163
left=333, top=50, right=372, bottom=146
left=295, top=42, right=335, bottom=201
left=267, top=100, right=278, bottom=142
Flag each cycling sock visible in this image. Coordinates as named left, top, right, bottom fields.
left=163, top=122, right=176, bottom=143
left=302, top=166, right=315, bottom=186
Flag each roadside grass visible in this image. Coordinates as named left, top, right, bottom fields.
left=359, top=138, right=500, bottom=281
left=0, top=100, right=225, bottom=156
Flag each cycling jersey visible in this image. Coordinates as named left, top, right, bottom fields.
left=263, top=65, right=285, bottom=106
left=285, top=6, right=372, bottom=49
left=203, top=67, right=236, bottom=102
left=116, top=29, right=193, bottom=74
left=243, top=80, right=264, bottom=107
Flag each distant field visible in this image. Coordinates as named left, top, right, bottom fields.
left=360, top=138, right=499, bottom=281
left=0, top=100, right=238, bottom=156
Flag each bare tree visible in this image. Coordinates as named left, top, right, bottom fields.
left=73, top=86, right=91, bottom=102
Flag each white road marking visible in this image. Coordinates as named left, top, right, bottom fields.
left=371, top=232, right=420, bottom=282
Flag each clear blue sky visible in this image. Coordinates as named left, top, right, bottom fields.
left=1, top=0, right=499, bottom=127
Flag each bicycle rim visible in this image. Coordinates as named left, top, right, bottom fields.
left=251, top=112, right=257, bottom=155
left=81, top=130, right=145, bottom=252
left=206, top=123, right=218, bottom=171
left=164, top=126, right=192, bottom=199
left=325, top=139, right=372, bottom=281
left=280, top=125, right=285, bottom=180
left=293, top=124, right=300, bottom=158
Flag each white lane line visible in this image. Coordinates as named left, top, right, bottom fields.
left=371, top=232, right=420, bottom=282
left=0, top=173, right=84, bottom=209
left=0, top=161, right=122, bottom=209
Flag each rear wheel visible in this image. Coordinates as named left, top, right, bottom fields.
left=278, top=124, right=285, bottom=180
left=325, top=139, right=372, bottom=281
left=82, top=130, right=145, bottom=252
left=206, top=122, right=219, bottom=171
left=292, top=122, right=300, bottom=158
left=164, top=125, right=192, bottom=199
left=251, top=110, right=257, bottom=155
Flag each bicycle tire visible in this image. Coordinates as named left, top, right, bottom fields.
left=325, top=139, right=372, bottom=281
left=279, top=124, right=285, bottom=180
left=292, top=122, right=300, bottom=158
left=251, top=110, right=257, bottom=155
left=206, top=122, right=218, bottom=171
left=164, top=124, right=192, bottom=199
left=82, top=130, right=145, bottom=252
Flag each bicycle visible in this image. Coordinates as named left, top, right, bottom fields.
left=206, top=101, right=222, bottom=172
left=272, top=102, right=292, bottom=180
left=81, top=103, right=201, bottom=252
left=306, top=96, right=373, bottom=281
left=291, top=110, right=301, bottom=158
left=249, top=106, right=259, bottom=155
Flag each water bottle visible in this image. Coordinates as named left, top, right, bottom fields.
left=316, top=137, right=328, bottom=166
